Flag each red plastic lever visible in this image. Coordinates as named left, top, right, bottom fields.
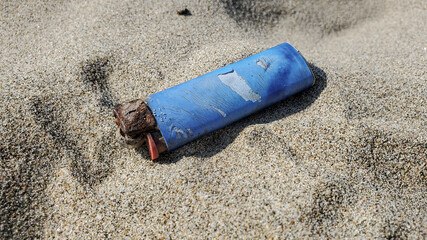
left=147, top=133, right=159, bottom=160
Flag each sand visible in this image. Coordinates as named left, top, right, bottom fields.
left=1, top=0, right=426, bottom=239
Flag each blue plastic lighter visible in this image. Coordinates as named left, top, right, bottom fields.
left=113, top=42, right=315, bottom=160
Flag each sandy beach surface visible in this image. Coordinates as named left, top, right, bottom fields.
left=1, top=0, right=426, bottom=239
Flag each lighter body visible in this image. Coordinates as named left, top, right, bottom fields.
left=114, top=42, right=315, bottom=159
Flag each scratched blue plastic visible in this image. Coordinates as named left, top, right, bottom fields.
left=146, top=42, right=314, bottom=150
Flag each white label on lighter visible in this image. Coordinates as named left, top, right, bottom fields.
left=218, top=70, right=261, bottom=103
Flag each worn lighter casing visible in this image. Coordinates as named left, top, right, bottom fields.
left=145, top=42, right=314, bottom=152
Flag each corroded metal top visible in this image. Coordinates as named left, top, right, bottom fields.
left=113, top=99, right=167, bottom=159
left=113, top=99, right=157, bottom=138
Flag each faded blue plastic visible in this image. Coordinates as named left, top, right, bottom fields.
left=146, top=42, right=314, bottom=151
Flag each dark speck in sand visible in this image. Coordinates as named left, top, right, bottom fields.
left=177, top=8, right=191, bottom=16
